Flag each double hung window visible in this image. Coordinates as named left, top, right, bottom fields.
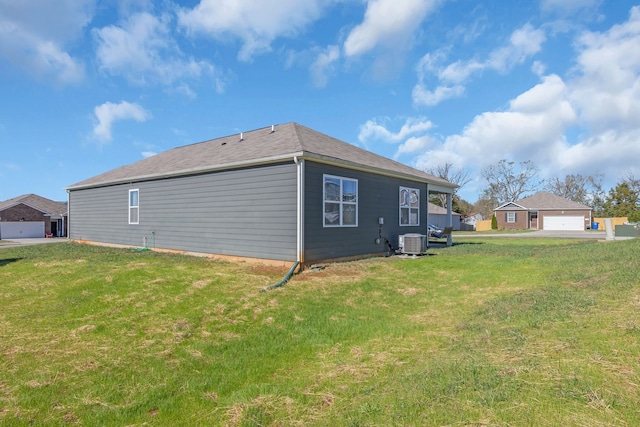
left=323, top=175, right=358, bottom=227
left=129, top=189, right=139, bottom=224
left=399, top=187, right=420, bottom=226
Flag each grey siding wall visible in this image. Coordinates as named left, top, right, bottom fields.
left=69, top=163, right=297, bottom=261
left=304, top=162, right=427, bottom=262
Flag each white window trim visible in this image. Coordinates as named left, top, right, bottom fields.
left=506, top=211, right=516, bottom=223
left=129, top=189, right=139, bottom=225
left=323, top=174, right=358, bottom=227
left=399, top=186, right=420, bottom=226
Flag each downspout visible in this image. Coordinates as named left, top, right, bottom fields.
left=261, top=156, right=304, bottom=292
left=294, top=155, right=304, bottom=264
left=446, top=193, right=453, bottom=247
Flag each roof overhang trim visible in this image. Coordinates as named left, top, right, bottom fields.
left=66, top=151, right=457, bottom=192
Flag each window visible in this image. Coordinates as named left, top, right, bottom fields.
left=506, top=211, right=516, bottom=223
left=399, top=186, right=420, bottom=226
left=323, top=175, right=358, bottom=227
left=129, top=189, right=139, bottom=224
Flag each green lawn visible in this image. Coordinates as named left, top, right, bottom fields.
left=1, top=238, right=639, bottom=426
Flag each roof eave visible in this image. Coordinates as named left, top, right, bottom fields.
left=66, top=152, right=306, bottom=191
left=301, top=153, right=457, bottom=191
left=66, top=150, right=456, bottom=192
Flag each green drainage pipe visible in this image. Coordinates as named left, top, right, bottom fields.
left=261, top=261, right=300, bottom=292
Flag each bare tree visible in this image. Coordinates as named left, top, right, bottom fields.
left=545, top=174, right=604, bottom=204
left=481, top=159, right=540, bottom=205
left=426, top=162, right=471, bottom=208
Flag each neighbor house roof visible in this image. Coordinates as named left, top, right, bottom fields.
left=428, top=202, right=460, bottom=215
left=495, top=191, right=592, bottom=211
left=67, top=123, right=455, bottom=191
left=0, top=194, right=68, bottom=216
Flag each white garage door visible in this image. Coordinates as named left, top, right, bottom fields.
left=0, top=221, right=45, bottom=238
left=543, top=216, right=584, bottom=231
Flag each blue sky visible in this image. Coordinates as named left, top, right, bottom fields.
left=1, top=0, right=639, bottom=204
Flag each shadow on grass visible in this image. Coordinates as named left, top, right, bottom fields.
left=429, top=241, right=484, bottom=247
left=0, top=258, right=22, bottom=267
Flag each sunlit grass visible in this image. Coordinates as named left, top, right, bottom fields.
left=1, top=238, right=639, bottom=425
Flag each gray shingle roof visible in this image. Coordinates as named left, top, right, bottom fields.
left=511, top=191, right=592, bottom=210
left=428, top=202, right=460, bottom=215
left=0, top=194, right=68, bottom=215
left=67, top=122, right=454, bottom=190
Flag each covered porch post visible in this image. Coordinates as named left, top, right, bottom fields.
left=446, top=193, right=453, bottom=246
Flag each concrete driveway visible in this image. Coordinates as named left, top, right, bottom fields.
left=0, top=237, right=69, bottom=248
left=456, top=230, right=607, bottom=239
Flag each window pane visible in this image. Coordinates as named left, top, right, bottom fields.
left=324, top=178, right=340, bottom=201
left=130, top=190, right=139, bottom=207
left=130, top=207, right=139, bottom=224
left=409, top=190, right=419, bottom=207
left=342, top=204, right=356, bottom=225
left=410, top=208, right=419, bottom=225
left=324, top=203, right=340, bottom=226
left=400, top=189, right=409, bottom=207
left=400, top=207, right=409, bottom=225
left=342, top=180, right=357, bottom=202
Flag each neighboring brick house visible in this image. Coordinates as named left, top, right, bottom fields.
left=0, top=194, right=68, bottom=238
left=494, top=191, right=592, bottom=231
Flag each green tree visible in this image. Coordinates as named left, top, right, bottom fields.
left=491, top=214, right=498, bottom=230
left=602, top=181, right=640, bottom=222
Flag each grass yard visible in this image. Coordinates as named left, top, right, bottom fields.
left=1, top=238, right=639, bottom=426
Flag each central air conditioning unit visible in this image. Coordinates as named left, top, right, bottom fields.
left=400, top=233, right=426, bottom=255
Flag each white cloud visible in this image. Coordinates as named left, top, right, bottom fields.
left=487, top=24, right=546, bottom=72
left=310, top=45, right=340, bottom=87
left=358, top=117, right=435, bottom=159
left=406, top=7, right=640, bottom=201
left=412, top=83, right=465, bottom=107
left=0, top=0, right=93, bottom=84
left=414, top=74, right=577, bottom=171
left=178, top=0, right=330, bottom=62
left=569, top=6, right=640, bottom=133
left=343, top=0, right=439, bottom=57
left=94, top=12, right=220, bottom=91
left=395, top=135, right=435, bottom=159
left=92, top=101, right=152, bottom=142
left=359, top=117, right=434, bottom=144
left=413, top=23, right=546, bottom=107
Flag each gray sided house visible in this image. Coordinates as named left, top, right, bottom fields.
left=427, top=202, right=461, bottom=230
left=0, top=194, right=68, bottom=238
left=494, top=191, right=592, bottom=231
left=66, top=123, right=456, bottom=265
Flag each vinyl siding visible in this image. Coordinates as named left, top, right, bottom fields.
left=303, top=162, right=427, bottom=262
left=69, top=163, right=297, bottom=261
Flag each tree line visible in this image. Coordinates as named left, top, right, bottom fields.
left=426, top=160, right=640, bottom=222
